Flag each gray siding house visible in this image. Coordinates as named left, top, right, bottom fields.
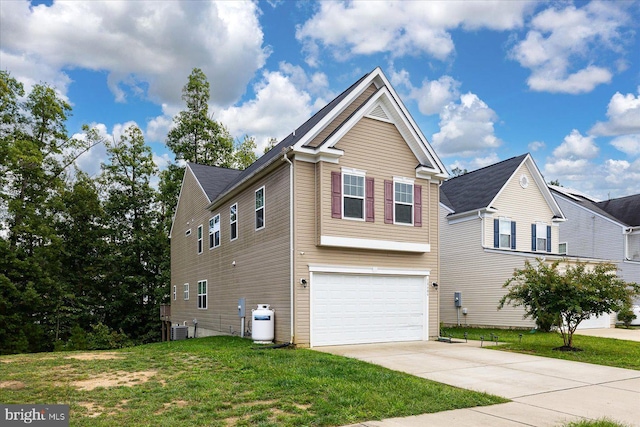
left=439, top=154, right=612, bottom=329
left=551, top=187, right=640, bottom=305
left=169, top=67, right=448, bottom=347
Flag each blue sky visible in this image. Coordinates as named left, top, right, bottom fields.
left=1, top=0, right=639, bottom=199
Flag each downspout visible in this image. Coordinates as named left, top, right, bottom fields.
left=282, top=149, right=295, bottom=345
left=478, top=210, right=486, bottom=248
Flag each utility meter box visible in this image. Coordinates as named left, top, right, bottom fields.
left=454, top=292, right=462, bottom=307
left=238, top=298, right=246, bottom=317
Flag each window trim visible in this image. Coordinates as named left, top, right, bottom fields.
left=535, top=222, right=548, bottom=252
left=559, top=242, right=567, bottom=255
left=499, top=218, right=512, bottom=249
left=342, top=168, right=366, bottom=221
left=197, top=224, right=203, bottom=254
left=197, top=280, right=207, bottom=310
left=173, top=285, right=176, bottom=301
left=230, top=203, right=238, bottom=241
left=393, top=177, right=414, bottom=225
left=255, top=187, right=265, bottom=231
left=209, top=214, right=220, bottom=249
left=183, top=283, right=189, bottom=300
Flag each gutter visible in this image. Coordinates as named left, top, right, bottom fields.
left=282, top=148, right=295, bottom=345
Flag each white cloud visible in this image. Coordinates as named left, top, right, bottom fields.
left=528, top=141, right=546, bottom=151
left=610, top=135, right=640, bottom=156
left=296, top=1, right=534, bottom=66
left=449, top=152, right=501, bottom=173
left=0, top=1, right=267, bottom=106
left=590, top=88, right=640, bottom=136
left=410, top=75, right=461, bottom=116
left=552, top=130, right=599, bottom=159
left=510, top=1, right=630, bottom=94
left=216, top=70, right=314, bottom=153
left=431, top=92, right=501, bottom=157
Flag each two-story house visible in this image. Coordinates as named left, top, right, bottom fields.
left=169, top=67, right=448, bottom=347
left=439, top=154, right=613, bottom=329
left=551, top=186, right=640, bottom=306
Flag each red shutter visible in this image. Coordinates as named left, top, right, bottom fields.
left=331, top=171, right=341, bottom=218
left=384, top=180, right=393, bottom=224
left=414, top=185, right=422, bottom=227
left=365, top=177, right=375, bottom=222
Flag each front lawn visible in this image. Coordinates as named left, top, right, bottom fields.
left=443, top=327, right=640, bottom=370
left=0, top=336, right=506, bottom=426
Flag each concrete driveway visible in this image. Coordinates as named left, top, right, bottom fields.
left=316, top=339, right=640, bottom=426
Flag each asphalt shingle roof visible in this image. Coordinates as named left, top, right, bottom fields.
left=187, top=162, right=242, bottom=201
left=440, top=154, right=528, bottom=213
left=596, top=194, right=640, bottom=227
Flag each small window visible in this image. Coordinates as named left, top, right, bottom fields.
left=183, top=283, right=189, bottom=300
left=536, top=222, right=547, bottom=252
left=197, top=225, right=203, bottom=254
left=230, top=204, right=238, bottom=240
left=255, top=187, right=265, bottom=230
left=209, top=214, right=220, bottom=249
left=197, top=280, right=207, bottom=309
left=394, top=180, right=413, bottom=224
left=185, top=229, right=191, bottom=236
left=499, top=220, right=512, bottom=249
left=173, top=285, right=176, bottom=301
left=559, top=242, right=567, bottom=255
left=343, top=173, right=365, bottom=220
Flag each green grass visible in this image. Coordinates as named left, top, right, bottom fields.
left=0, top=336, right=506, bottom=426
left=564, top=418, right=631, bottom=427
left=443, top=327, right=640, bottom=370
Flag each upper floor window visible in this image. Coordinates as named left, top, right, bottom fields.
left=173, top=285, right=176, bottom=301
left=183, top=283, right=189, bottom=300
left=559, top=242, right=567, bottom=255
left=197, top=224, right=203, bottom=254
left=255, top=187, right=265, bottom=230
left=197, top=280, right=207, bottom=309
left=209, top=214, right=220, bottom=249
left=343, top=173, right=365, bottom=220
left=532, top=222, right=550, bottom=252
left=494, top=218, right=516, bottom=250
left=394, top=180, right=413, bottom=225
left=230, top=204, right=238, bottom=241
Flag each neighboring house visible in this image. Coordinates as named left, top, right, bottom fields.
left=551, top=187, right=640, bottom=305
left=439, top=154, right=612, bottom=329
left=169, top=67, right=448, bottom=347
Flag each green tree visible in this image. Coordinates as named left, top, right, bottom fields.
left=233, top=135, right=258, bottom=170
left=166, top=68, right=234, bottom=166
left=499, top=259, right=639, bottom=349
left=263, top=137, right=278, bottom=154
left=100, top=125, right=165, bottom=343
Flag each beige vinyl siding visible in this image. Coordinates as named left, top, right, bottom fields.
left=293, top=117, right=440, bottom=346
left=171, top=165, right=292, bottom=341
left=306, top=84, right=378, bottom=148
left=487, top=163, right=559, bottom=252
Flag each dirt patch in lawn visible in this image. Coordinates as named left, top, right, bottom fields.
left=65, top=352, right=124, bottom=361
left=76, top=400, right=129, bottom=418
left=72, top=370, right=156, bottom=391
left=0, top=381, right=26, bottom=390
left=154, top=400, right=189, bottom=414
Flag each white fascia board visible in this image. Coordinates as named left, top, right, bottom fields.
left=446, top=208, right=492, bottom=223
left=554, top=193, right=626, bottom=229
left=320, top=235, right=430, bottom=253
left=169, top=165, right=206, bottom=239
left=439, top=202, right=455, bottom=214
left=483, top=248, right=612, bottom=263
left=309, top=264, right=430, bottom=276
left=293, top=147, right=343, bottom=164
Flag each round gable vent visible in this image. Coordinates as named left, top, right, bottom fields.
left=520, top=174, right=529, bottom=188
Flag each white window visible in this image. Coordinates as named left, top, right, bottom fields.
left=183, top=283, right=189, bottom=300
left=209, top=214, right=220, bottom=249
left=255, top=187, right=265, bottom=230
left=343, top=172, right=365, bottom=220
left=197, top=280, right=207, bottom=309
left=394, top=180, right=413, bottom=224
left=197, top=224, right=203, bottom=254
left=173, top=285, right=176, bottom=301
left=185, top=229, right=191, bottom=236
left=536, top=222, right=547, bottom=252
left=559, top=242, right=567, bottom=255
left=500, top=219, right=512, bottom=249
left=230, top=204, right=238, bottom=240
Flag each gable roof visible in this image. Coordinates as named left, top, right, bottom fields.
left=440, top=154, right=527, bottom=213
left=597, top=194, right=640, bottom=227
left=188, top=162, right=242, bottom=202
left=549, top=186, right=623, bottom=226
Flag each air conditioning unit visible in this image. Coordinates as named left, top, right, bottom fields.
left=171, top=325, right=188, bottom=340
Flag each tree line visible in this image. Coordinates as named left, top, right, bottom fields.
left=0, top=68, right=258, bottom=354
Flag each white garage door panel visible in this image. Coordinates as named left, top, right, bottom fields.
left=312, top=273, right=426, bottom=346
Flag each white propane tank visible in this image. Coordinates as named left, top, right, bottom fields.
left=251, top=304, right=274, bottom=343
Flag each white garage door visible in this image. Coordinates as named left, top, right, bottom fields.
left=311, top=273, right=427, bottom=347
left=577, top=313, right=611, bottom=329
